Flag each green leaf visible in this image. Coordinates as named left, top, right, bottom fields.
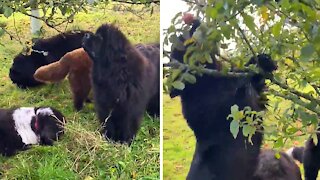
left=230, top=120, right=239, bottom=139
left=273, top=73, right=283, bottom=83
left=221, top=25, right=232, bottom=39
left=272, top=21, right=282, bottom=38
left=204, top=53, right=213, bottom=63
left=3, top=7, right=13, bottom=18
left=242, top=13, right=256, bottom=34
left=167, top=25, right=175, bottom=33
left=281, top=0, right=290, bottom=9
left=0, top=28, right=4, bottom=37
left=242, top=125, right=251, bottom=137
left=172, top=81, right=185, bottom=90
left=274, top=138, right=284, bottom=148
left=207, top=7, right=218, bottom=19
left=170, top=69, right=182, bottom=82
left=230, top=105, right=244, bottom=121
left=231, top=105, right=239, bottom=115
left=275, top=152, right=281, bottom=159
left=183, top=73, right=197, bottom=84
left=300, top=44, right=315, bottom=61
left=312, top=133, right=318, bottom=145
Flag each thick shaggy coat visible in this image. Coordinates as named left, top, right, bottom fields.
left=255, top=150, right=302, bottom=180
left=135, top=43, right=160, bottom=117
left=34, top=48, right=92, bottom=111
left=0, top=107, right=65, bottom=156
left=82, top=24, right=159, bottom=143
left=170, top=19, right=277, bottom=179
left=9, top=30, right=91, bottom=88
left=287, top=142, right=320, bottom=180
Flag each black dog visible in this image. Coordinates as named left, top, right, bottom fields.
left=255, top=150, right=302, bottom=180
left=135, top=43, right=160, bottom=117
left=0, top=107, right=65, bottom=156
left=288, top=143, right=320, bottom=180
left=170, top=17, right=277, bottom=179
left=82, top=24, right=159, bottom=144
left=286, top=146, right=304, bottom=163
left=9, top=30, right=91, bottom=89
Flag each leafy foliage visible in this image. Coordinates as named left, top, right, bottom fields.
left=0, top=0, right=159, bottom=42
left=164, top=0, right=320, bottom=148
left=227, top=105, right=264, bottom=143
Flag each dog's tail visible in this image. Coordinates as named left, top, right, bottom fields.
left=34, top=57, right=70, bottom=83
left=286, top=146, right=304, bottom=163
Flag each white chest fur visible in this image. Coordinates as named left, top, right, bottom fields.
left=12, top=107, right=39, bottom=145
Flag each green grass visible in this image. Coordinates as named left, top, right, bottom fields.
left=0, top=4, right=159, bottom=180
left=163, top=95, right=195, bottom=180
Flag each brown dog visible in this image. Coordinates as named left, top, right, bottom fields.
left=34, top=48, right=92, bottom=111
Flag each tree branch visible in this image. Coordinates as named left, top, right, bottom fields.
left=286, top=56, right=320, bottom=97
left=112, top=0, right=160, bottom=5
left=269, top=90, right=320, bottom=117
left=237, top=24, right=256, bottom=59
left=0, top=27, right=23, bottom=44
left=266, top=74, right=320, bottom=105
left=164, top=60, right=250, bottom=78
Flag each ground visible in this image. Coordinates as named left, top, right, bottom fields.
left=163, top=95, right=194, bottom=180
left=0, top=4, right=159, bottom=179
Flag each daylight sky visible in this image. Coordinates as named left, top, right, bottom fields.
left=161, top=0, right=188, bottom=30
left=161, top=0, right=189, bottom=63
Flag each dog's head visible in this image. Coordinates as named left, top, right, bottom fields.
left=82, top=32, right=103, bottom=60
left=33, top=107, right=66, bottom=145
left=10, top=53, right=46, bottom=88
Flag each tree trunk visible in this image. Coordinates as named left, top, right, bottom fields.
left=30, top=8, right=41, bottom=35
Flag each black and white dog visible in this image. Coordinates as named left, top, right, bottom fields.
left=0, top=107, right=65, bottom=156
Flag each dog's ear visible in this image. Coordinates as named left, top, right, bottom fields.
left=246, top=54, right=277, bottom=73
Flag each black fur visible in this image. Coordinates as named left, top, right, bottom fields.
left=254, top=150, right=302, bottom=180
left=303, top=138, right=320, bottom=180
left=9, top=30, right=91, bottom=89
left=288, top=136, right=320, bottom=180
left=135, top=43, right=160, bottom=117
left=247, top=54, right=278, bottom=93
left=82, top=24, right=159, bottom=143
left=287, top=146, right=304, bottom=163
left=0, top=107, right=65, bottom=156
left=290, top=138, right=320, bottom=180
left=170, top=19, right=276, bottom=179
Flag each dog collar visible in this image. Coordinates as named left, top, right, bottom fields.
left=34, top=115, right=39, bottom=131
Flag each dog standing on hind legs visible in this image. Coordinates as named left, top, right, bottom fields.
left=170, top=13, right=278, bottom=180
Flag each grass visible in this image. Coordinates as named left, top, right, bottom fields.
left=163, top=95, right=194, bottom=180
left=163, top=93, right=319, bottom=180
left=0, top=4, right=159, bottom=180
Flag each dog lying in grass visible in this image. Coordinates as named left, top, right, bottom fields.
left=0, top=107, right=65, bottom=156
left=9, top=30, right=91, bottom=89
left=33, top=48, right=92, bottom=111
